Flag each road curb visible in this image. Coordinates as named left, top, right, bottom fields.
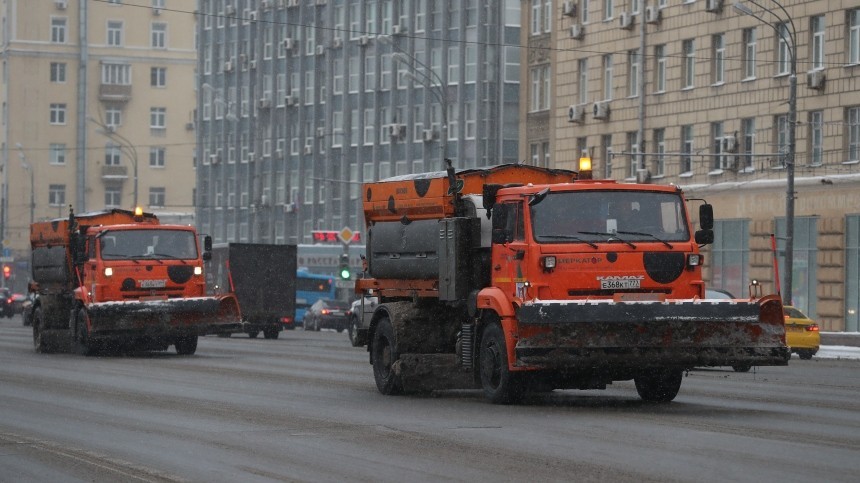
left=821, top=332, right=860, bottom=347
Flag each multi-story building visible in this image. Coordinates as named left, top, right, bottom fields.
left=521, top=0, right=860, bottom=331
left=0, top=0, right=198, bottom=289
left=196, top=0, right=521, bottom=245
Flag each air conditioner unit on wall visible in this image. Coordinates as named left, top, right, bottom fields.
left=55, top=0, right=67, bottom=10
left=562, top=1, right=577, bottom=17
left=722, top=135, right=737, bottom=153
left=316, top=44, right=325, bottom=55
left=705, top=0, right=723, bottom=13
left=570, top=24, right=584, bottom=40
left=304, top=145, right=313, bottom=154
left=645, top=6, right=661, bottom=24
left=288, top=0, right=300, bottom=7
left=223, top=60, right=234, bottom=72
left=807, top=70, right=826, bottom=90
left=388, top=124, right=406, bottom=138
left=283, top=38, right=294, bottom=50
left=153, top=7, right=162, bottom=16
left=619, top=11, right=634, bottom=30
left=422, top=129, right=437, bottom=142
left=568, top=105, right=585, bottom=123
left=225, top=5, right=236, bottom=16
left=593, top=101, right=610, bottom=120
left=359, top=35, right=370, bottom=46
left=317, top=127, right=326, bottom=137
left=332, top=38, right=343, bottom=49
left=285, top=95, right=299, bottom=106
left=258, top=97, right=272, bottom=109
left=392, top=24, right=407, bottom=35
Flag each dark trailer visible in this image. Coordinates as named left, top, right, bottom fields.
left=208, top=243, right=297, bottom=339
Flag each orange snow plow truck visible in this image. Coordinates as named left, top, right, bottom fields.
left=356, top=162, right=788, bottom=403
left=29, top=207, right=242, bottom=355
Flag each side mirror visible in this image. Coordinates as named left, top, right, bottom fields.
left=699, top=204, right=714, bottom=230
left=695, top=229, right=714, bottom=245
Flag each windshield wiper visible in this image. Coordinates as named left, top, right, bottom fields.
left=617, top=231, right=674, bottom=248
left=539, top=235, right=598, bottom=249
left=578, top=231, right=637, bottom=248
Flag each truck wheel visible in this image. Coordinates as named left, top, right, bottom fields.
left=32, top=307, right=55, bottom=354
left=798, top=349, right=814, bottom=360
left=479, top=323, right=524, bottom=404
left=248, top=331, right=259, bottom=339
left=73, top=308, right=98, bottom=356
left=371, top=317, right=402, bottom=395
left=732, top=364, right=752, bottom=373
left=348, top=316, right=365, bottom=347
left=263, top=328, right=279, bottom=339
left=634, top=369, right=683, bottom=402
left=174, top=336, right=198, bottom=355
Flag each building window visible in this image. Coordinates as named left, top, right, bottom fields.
left=777, top=23, right=790, bottom=75
left=604, top=0, right=614, bottom=20
left=448, top=47, right=459, bottom=85
left=775, top=114, right=789, bottom=167
left=654, top=44, right=666, bottom=93
left=349, top=57, right=359, bottom=93
left=465, top=45, right=478, bottom=83
left=849, top=106, right=860, bottom=162
left=464, top=101, right=476, bottom=139
left=602, top=54, right=613, bottom=100
left=529, top=65, right=551, bottom=112
left=101, top=63, right=131, bottom=85
left=711, top=122, right=726, bottom=170
left=846, top=215, right=860, bottom=332
left=809, top=111, right=823, bottom=166
left=150, top=107, right=166, bottom=129
left=107, top=20, right=123, bottom=46
left=149, top=187, right=166, bottom=208
left=150, top=147, right=166, bottom=167
left=811, top=16, right=825, bottom=70
left=743, top=27, right=757, bottom=79
left=681, top=125, right=693, bottom=174
left=627, top=131, right=639, bottom=178
left=741, top=118, right=755, bottom=170
left=50, top=103, right=66, bottom=125
left=682, top=39, right=695, bottom=89
left=578, top=58, right=588, bottom=104
left=364, top=109, right=375, bottom=145
left=653, top=128, right=665, bottom=176
left=712, top=220, right=750, bottom=298
left=712, top=34, right=725, bottom=84
left=51, top=17, right=67, bottom=43
left=105, top=107, right=122, bottom=127
left=105, top=143, right=122, bottom=166
left=542, top=141, right=551, bottom=168
left=850, top=9, right=860, bottom=65
left=150, top=67, right=166, bottom=87
left=365, top=56, right=376, bottom=92
left=530, top=144, right=539, bottom=165
left=602, top=134, right=612, bottom=178
left=105, top=188, right=122, bottom=208
left=50, top=62, right=67, bottom=83
left=530, top=0, right=541, bottom=35
left=50, top=143, right=66, bottom=165
left=151, top=22, right=167, bottom=49
left=776, top=217, right=818, bottom=317
left=628, top=49, right=640, bottom=97
left=49, top=184, right=66, bottom=206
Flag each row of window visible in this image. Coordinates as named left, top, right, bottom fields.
left=48, top=103, right=167, bottom=129
left=51, top=62, right=168, bottom=88
left=50, top=17, right=170, bottom=48
left=44, top=184, right=167, bottom=209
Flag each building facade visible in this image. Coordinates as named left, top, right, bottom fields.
left=521, top=0, right=860, bottom=331
left=195, top=0, right=521, bottom=245
left=0, top=0, right=199, bottom=289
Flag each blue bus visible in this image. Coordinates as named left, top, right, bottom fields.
left=295, top=269, right=337, bottom=326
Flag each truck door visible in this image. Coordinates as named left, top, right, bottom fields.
left=492, top=201, right=530, bottom=301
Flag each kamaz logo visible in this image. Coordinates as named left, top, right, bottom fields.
left=596, top=275, right=644, bottom=281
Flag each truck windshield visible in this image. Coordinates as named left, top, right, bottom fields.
left=100, top=229, right=199, bottom=260
left=530, top=191, right=690, bottom=244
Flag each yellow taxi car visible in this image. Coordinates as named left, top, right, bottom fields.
left=784, top=306, right=820, bottom=360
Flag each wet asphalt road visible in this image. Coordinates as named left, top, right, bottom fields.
left=1, top=315, right=859, bottom=483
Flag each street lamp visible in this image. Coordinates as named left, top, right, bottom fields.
left=89, top=118, right=139, bottom=208
left=15, top=143, right=34, bottom=226
left=378, top=36, right=449, bottom=168
left=733, top=0, right=797, bottom=305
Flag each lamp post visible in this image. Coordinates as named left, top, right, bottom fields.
left=378, top=36, right=449, bottom=167
left=90, top=118, right=139, bottom=208
left=733, top=1, right=797, bottom=305
left=15, top=144, right=34, bottom=225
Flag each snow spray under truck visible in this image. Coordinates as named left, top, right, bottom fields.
left=355, top=162, right=789, bottom=403
left=29, top=208, right=242, bottom=355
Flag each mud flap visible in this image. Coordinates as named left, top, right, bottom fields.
left=85, top=295, right=243, bottom=337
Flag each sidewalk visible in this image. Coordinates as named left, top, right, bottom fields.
left=821, top=332, right=860, bottom=347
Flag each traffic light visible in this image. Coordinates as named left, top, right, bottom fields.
left=2, top=265, right=10, bottom=279
left=338, top=254, right=351, bottom=280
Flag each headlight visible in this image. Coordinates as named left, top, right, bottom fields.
left=687, top=254, right=703, bottom=268
left=194, top=266, right=203, bottom=276
left=104, top=267, right=113, bottom=277
left=542, top=256, right=556, bottom=270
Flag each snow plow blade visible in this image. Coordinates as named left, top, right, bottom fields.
left=85, top=294, right=243, bottom=337
left=515, top=295, right=789, bottom=370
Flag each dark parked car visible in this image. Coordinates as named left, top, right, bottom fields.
left=0, top=288, right=12, bottom=318
left=303, top=299, right=351, bottom=332
left=10, top=293, right=27, bottom=314
left=21, top=293, right=35, bottom=327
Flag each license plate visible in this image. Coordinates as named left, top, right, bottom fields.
left=601, top=279, right=641, bottom=290
left=140, top=279, right=167, bottom=288
left=786, top=325, right=803, bottom=332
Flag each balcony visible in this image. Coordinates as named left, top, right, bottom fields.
left=99, top=84, right=132, bottom=102
left=101, top=165, right=128, bottom=180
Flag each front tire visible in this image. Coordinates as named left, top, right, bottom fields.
left=73, top=308, right=98, bottom=356
left=263, top=328, right=279, bottom=339
left=174, top=335, right=198, bottom=355
left=479, top=323, right=523, bottom=404
left=32, top=307, right=54, bottom=354
left=797, top=349, right=815, bottom=360
left=371, top=317, right=402, bottom=395
left=348, top=316, right=366, bottom=347
left=732, top=364, right=752, bottom=373
left=634, top=369, right=683, bottom=402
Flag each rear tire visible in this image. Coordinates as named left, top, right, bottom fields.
left=634, top=369, right=683, bottom=402
left=371, top=317, right=402, bottom=395
left=348, top=316, right=365, bottom=347
left=73, top=308, right=98, bottom=356
left=479, top=323, right=524, bottom=404
left=32, top=307, right=54, bottom=354
left=732, top=364, right=752, bottom=373
left=174, top=335, right=198, bottom=355
left=798, top=349, right=814, bottom=360
left=263, top=328, right=279, bottom=339
left=248, top=331, right=259, bottom=339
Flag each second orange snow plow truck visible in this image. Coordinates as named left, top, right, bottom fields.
left=29, top=207, right=242, bottom=355
left=356, top=162, right=788, bottom=403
